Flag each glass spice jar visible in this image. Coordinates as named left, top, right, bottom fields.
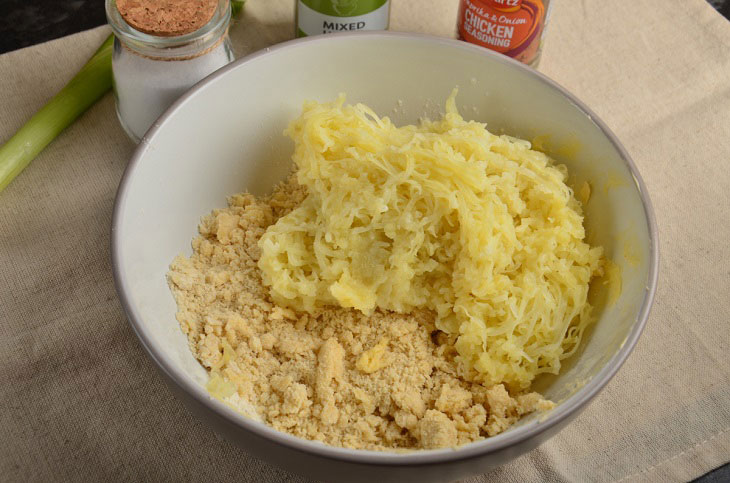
left=105, top=0, right=235, bottom=142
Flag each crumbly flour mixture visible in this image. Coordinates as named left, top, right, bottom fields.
left=167, top=176, right=554, bottom=451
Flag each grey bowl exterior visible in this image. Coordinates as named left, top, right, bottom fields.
left=111, top=32, right=658, bottom=482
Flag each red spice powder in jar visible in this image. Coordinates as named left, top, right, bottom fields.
left=457, top=0, right=552, bottom=67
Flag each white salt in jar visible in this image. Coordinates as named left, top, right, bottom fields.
left=106, top=0, right=234, bottom=142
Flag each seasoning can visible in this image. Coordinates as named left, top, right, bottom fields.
left=296, top=0, right=391, bottom=37
left=106, top=0, right=235, bottom=142
left=457, top=0, right=552, bottom=67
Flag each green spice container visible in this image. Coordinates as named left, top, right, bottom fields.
left=296, top=0, right=391, bottom=37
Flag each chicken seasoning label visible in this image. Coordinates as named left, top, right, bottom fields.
left=458, top=0, right=550, bottom=65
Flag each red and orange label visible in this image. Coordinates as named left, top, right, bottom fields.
left=457, top=0, right=550, bottom=66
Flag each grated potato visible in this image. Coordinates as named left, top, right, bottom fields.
left=258, top=91, right=603, bottom=390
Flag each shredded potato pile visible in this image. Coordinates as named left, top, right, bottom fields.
left=258, top=92, right=603, bottom=389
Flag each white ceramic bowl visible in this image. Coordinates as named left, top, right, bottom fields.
left=112, top=32, right=658, bottom=482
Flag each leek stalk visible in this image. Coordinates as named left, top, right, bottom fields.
left=0, top=35, right=113, bottom=192
left=231, top=0, right=245, bottom=18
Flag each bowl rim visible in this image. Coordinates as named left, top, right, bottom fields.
left=111, top=30, right=659, bottom=466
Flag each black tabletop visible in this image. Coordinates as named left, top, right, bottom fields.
left=1, top=1, right=728, bottom=482
left=0, top=0, right=106, bottom=54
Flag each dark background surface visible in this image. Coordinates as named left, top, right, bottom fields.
left=0, top=0, right=106, bottom=54
left=1, top=1, right=729, bottom=482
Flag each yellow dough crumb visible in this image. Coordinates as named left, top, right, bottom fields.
left=167, top=176, right=554, bottom=450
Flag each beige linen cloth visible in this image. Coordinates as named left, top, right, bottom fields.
left=1, top=1, right=729, bottom=481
